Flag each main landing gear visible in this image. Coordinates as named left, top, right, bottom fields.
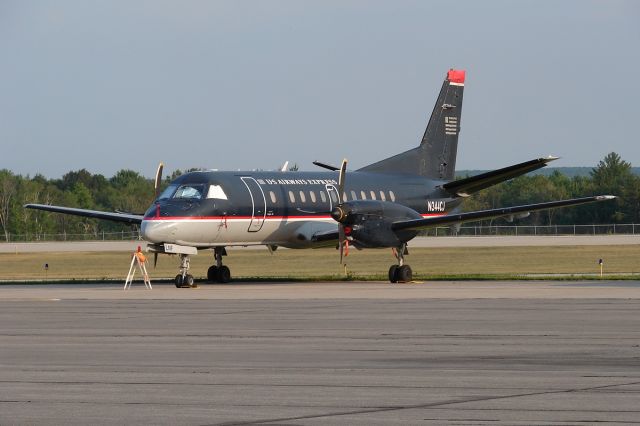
left=389, top=243, right=412, bottom=283
left=175, top=254, right=196, bottom=288
left=207, top=247, right=231, bottom=283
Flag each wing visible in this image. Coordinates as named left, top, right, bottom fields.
left=24, top=204, right=143, bottom=224
left=391, top=196, right=615, bottom=232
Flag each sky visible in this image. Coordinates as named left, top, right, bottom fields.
left=1, top=0, right=639, bottom=179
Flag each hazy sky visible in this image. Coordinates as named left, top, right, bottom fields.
left=1, top=0, right=639, bottom=178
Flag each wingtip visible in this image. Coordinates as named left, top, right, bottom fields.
left=596, top=195, right=617, bottom=201
left=544, top=155, right=560, bottom=162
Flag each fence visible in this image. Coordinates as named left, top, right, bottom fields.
left=422, top=223, right=639, bottom=237
left=2, top=224, right=640, bottom=242
left=1, top=230, right=142, bottom=242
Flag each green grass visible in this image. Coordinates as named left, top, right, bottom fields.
left=1, top=245, right=639, bottom=282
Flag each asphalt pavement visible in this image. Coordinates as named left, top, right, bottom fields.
left=1, top=281, right=639, bottom=425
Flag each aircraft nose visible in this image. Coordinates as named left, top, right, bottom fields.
left=141, top=220, right=172, bottom=243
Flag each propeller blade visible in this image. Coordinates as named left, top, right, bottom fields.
left=154, top=162, right=164, bottom=199
left=336, top=159, right=348, bottom=265
left=338, top=158, right=347, bottom=203
left=153, top=252, right=158, bottom=268
left=339, top=225, right=345, bottom=264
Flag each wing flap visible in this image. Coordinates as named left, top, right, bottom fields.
left=391, top=196, right=615, bottom=232
left=25, top=204, right=144, bottom=224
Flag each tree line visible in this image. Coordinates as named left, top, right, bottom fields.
left=0, top=152, right=637, bottom=241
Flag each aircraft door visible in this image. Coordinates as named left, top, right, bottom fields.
left=325, top=184, right=340, bottom=210
left=241, top=177, right=266, bottom=232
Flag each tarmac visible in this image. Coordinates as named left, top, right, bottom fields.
left=1, top=280, right=640, bottom=425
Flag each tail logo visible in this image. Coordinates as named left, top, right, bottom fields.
left=444, top=116, right=458, bottom=135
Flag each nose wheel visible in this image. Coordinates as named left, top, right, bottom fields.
left=207, top=247, right=232, bottom=283
left=389, top=244, right=412, bottom=283
left=175, top=254, right=196, bottom=288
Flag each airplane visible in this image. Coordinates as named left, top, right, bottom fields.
left=25, top=69, right=615, bottom=287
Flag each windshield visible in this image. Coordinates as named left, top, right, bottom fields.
left=157, top=184, right=178, bottom=200
left=173, top=184, right=206, bottom=200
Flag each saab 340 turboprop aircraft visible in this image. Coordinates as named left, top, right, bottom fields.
left=26, top=69, right=614, bottom=286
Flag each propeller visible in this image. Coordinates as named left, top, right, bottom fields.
left=154, top=162, right=164, bottom=199
left=153, top=162, right=164, bottom=268
left=335, top=159, right=349, bottom=264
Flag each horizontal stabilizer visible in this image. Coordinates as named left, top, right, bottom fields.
left=24, top=204, right=143, bottom=224
left=442, top=156, right=558, bottom=197
left=391, top=195, right=615, bottom=232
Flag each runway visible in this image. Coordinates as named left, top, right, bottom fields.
left=1, top=281, right=640, bottom=425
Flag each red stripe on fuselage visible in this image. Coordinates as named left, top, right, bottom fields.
left=143, top=213, right=447, bottom=221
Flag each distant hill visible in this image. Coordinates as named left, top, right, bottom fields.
left=456, top=167, right=640, bottom=178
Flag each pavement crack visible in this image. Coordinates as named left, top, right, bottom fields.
left=208, top=380, right=640, bottom=426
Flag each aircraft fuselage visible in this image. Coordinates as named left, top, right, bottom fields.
left=141, top=170, right=461, bottom=248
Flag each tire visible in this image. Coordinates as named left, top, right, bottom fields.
left=217, top=265, right=231, bottom=283
left=175, top=274, right=184, bottom=288
left=185, top=274, right=195, bottom=287
left=388, top=265, right=399, bottom=283
left=397, top=265, right=412, bottom=283
left=207, top=266, right=219, bottom=282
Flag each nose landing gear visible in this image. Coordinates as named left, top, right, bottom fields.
left=389, top=243, right=413, bottom=283
left=207, top=247, right=231, bottom=283
left=175, top=254, right=196, bottom=288
left=147, top=243, right=199, bottom=288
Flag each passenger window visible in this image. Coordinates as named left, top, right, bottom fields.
left=360, top=190, right=367, bottom=200
left=299, top=191, right=306, bottom=203
left=289, top=191, right=296, bottom=203
left=329, top=191, right=338, bottom=203
left=389, top=191, right=396, bottom=202
left=370, top=191, right=376, bottom=200
left=269, top=191, right=277, bottom=203
left=379, top=191, right=386, bottom=201
left=320, top=191, right=327, bottom=203
left=309, top=191, right=316, bottom=203
left=342, top=192, right=348, bottom=202
left=350, top=190, right=357, bottom=200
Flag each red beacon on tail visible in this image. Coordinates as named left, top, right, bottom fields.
left=447, top=69, right=465, bottom=85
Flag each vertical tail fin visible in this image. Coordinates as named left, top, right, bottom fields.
left=358, top=69, right=465, bottom=181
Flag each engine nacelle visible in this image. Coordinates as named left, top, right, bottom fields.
left=332, top=200, right=423, bottom=248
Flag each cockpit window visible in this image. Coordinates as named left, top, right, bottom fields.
left=157, top=184, right=178, bottom=200
left=207, top=185, right=228, bottom=200
left=173, top=184, right=206, bottom=200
